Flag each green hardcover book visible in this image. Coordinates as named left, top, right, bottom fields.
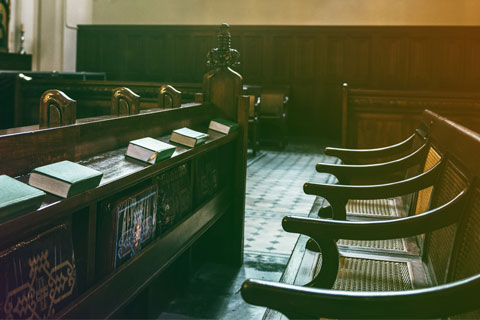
left=208, top=118, right=239, bottom=134
left=28, top=160, right=103, bottom=198
left=0, top=175, right=45, bottom=221
left=126, top=137, right=176, bottom=164
left=170, top=127, right=209, bottom=148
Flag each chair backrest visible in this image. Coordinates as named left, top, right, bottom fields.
left=420, top=118, right=480, bottom=298
left=260, top=88, right=288, bottom=116
left=111, top=87, right=140, bottom=116
left=39, top=89, right=76, bottom=128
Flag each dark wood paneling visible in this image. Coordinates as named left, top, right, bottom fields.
left=242, top=35, right=264, bottom=83
left=77, top=25, right=480, bottom=139
left=407, top=36, right=432, bottom=89
left=373, top=35, right=408, bottom=87
left=145, top=35, right=168, bottom=80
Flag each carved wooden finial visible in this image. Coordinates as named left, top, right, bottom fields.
left=206, top=23, right=240, bottom=69
left=39, top=90, right=76, bottom=128
left=158, top=85, right=181, bottom=108
left=112, top=87, right=140, bottom=116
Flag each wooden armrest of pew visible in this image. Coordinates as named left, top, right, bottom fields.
left=316, top=143, right=428, bottom=184
left=283, top=189, right=467, bottom=241
left=304, top=160, right=443, bottom=220
left=325, top=132, right=421, bottom=164
left=241, top=274, right=480, bottom=319
left=278, top=190, right=467, bottom=289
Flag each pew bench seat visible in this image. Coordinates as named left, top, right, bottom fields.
left=242, top=113, right=480, bottom=319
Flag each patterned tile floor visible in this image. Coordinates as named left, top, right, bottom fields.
left=159, top=139, right=339, bottom=319
left=245, top=149, right=339, bottom=257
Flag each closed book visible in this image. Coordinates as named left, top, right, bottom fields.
left=126, top=137, right=176, bottom=164
left=208, top=118, right=239, bottom=134
left=0, top=224, right=77, bottom=319
left=0, top=175, right=45, bottom=220
left=28, top=160, right=103, bottom=198
left=170, top=127, right=209, bottom=148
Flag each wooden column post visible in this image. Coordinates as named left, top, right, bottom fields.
left=203, top=23, right=247, bottom=266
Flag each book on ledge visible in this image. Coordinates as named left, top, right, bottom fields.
left=170, top=127, right=209, bottom=148
left=208, top=118, right=239, bottom=134
left=28, top=160, right=103, bottom=198
left=0, top=175, right=46, bottom=220
left=126, top=137, right=176, bottom=164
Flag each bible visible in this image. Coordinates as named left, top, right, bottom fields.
left=208, top=118, right=239, bottom=134
left=170, top=127, right=209, bottom=148
left=0, top=175, right=45, bottom=221
left=28, top=160, right=103, bottom=198
left=125, top=137, right=176, bottom=164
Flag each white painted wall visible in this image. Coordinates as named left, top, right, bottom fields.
left=10, top=0, right=480, bottom=72
left=10, top=0, right=93, bottom=71
left=92, top=0, right=480, bottom=26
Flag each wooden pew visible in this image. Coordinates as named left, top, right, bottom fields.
left=0, top=25, right=250, bottom=319
left=341, top=83, right=480, bottom=149
left=242, top=112, right=480, bottom=319
left=13, top=78, right=203, bottom=127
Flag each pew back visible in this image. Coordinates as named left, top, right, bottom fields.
left=14, top=78, right=203, bottom=126
left=341, top=84, right=480, bottom=149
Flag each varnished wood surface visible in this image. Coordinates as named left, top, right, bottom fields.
left=342, top=87, right=480, bottom=148
left=56, top=187, right=232, bottom=319
left=0, top=104, right=212, bottom=177
left=0, top=123, right=237, bottom=245
left=77, top=25, right=480, bottom=138
left=15, top=78, right=203, bottom=127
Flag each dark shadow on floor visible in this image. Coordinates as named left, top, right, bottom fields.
left=158, top=253, right=288, bottom=319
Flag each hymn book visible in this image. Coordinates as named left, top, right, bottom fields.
left=125, top=137, right=176, bottom=164
left=0, top=175, right=45, bottom=220
left=208, top=118, right=239, bottom=134
left=170, top=127, right=209, bottom=148
left=28, top=160, right=103, bottom=198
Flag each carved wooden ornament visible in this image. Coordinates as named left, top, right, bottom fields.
left=39, top=89, right=76, bottom=128
left=158, top=85, right=181, bottom=108
left=112, top=87, right=140, bottom=116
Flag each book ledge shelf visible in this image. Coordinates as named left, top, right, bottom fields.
left=0, top=101, right=247, bottom=319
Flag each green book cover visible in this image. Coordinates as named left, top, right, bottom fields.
left=209, top=118, right=239, bottom=134
left=29, top=160, right=103, bottom=198
left=0, top=175, right=45, bottom=220
left=126, top=137, right=176, bottom=164
left=170, top=127, right=209, bottom=147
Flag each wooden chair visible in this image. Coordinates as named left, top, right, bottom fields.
left=111, top=87, right=140, bottom=116
left=243, top=85, right=261, bottom=156
left=258, top=86, right=289, bottom=148
left=39, top=89, right=76, bottom=128
left=158, top=84, right=181, bottom=108
left=242, top=115, right=480, bottom=319
left=315, top=110, right=441, bottom=223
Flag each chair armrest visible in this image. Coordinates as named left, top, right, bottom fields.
left=316, top=143, right=428, bottom=183
left=325, top=132, right=421, bottom=164
left=283, top=189, right=467, bottom=241
left=241, top=274, right=480, bottom=319
left=304, top=160, right=443, bottom=220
